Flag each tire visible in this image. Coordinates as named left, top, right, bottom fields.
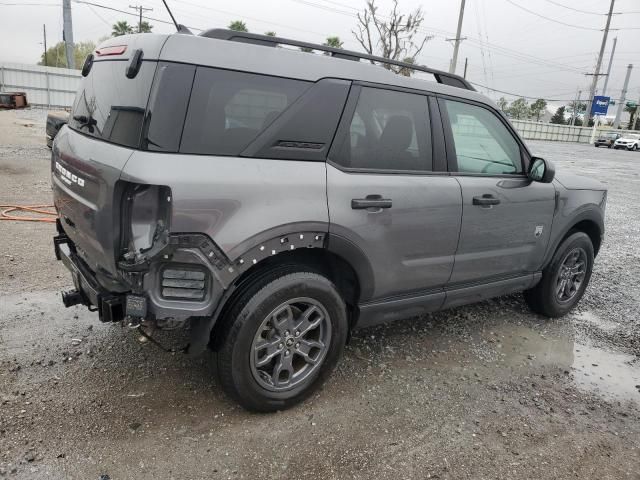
left=524, top=231, right=594, bottom=318
left=594, top=144, right=599, bottom=148
left=633, top=144, right=638, bottom=151
left=217, top=268, right=348, bottom=412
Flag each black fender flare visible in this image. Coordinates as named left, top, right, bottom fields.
left=188, top=229, right=376, bottom=355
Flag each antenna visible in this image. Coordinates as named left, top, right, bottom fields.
left=160, top=0, right=192, bottom=34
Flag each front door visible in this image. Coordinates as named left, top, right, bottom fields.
left=439, top=98, right=556, bottom=285
left=326, top=86, right=462, bottom=301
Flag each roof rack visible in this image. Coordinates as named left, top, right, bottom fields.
left=199, top=29, right=475, bottom=92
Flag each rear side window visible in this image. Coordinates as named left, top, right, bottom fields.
left=333, top=87, right=431, bottom=172
left=143, top=62, right=196, bottom=152
left=444, top=99, right=522, bottom=175
left=180, top=68, right=309, bottom=155
left=69, top=60, right=156, bottom=148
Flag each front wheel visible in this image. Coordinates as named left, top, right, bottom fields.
left=217, top=269, right=348, bottom=412
left=632, top=144, right=638, bottom=151
left=524, top=232, right=594, bottom=317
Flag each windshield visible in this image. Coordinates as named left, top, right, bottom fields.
left=624, top=134, right=640, bottom=140
left=69, top=60, right=156, bottom=148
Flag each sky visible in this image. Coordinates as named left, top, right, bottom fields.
left=0, top=0, right=639, bottom=110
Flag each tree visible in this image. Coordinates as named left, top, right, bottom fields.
left=323, top=36, right=343, bottom=49
left=112, top=21, right=134, bottom=37
left=625, top=103, right=638, bottom=130
left=353, top=0, right=432, bottom=76
left=497, top=97, right=509, bottom=113
left=139, top=21, right=153, bottom=33
left=529, top=99, right=547, bottom=122
left=550, top=106, right=567, bottom=125
left=39, top=41, right=96, bottom=69
left=508, top=98, right=529, bottom=120
left=567, top=100, right=586, bottom=115
left=228, top=20, right=248, bottom=32
left=265, top=31, right=276, bottom=36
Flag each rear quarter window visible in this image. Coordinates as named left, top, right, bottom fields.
left=69, top=60, right=156, bottom=148
left=179, top=68, right=310, bottom=156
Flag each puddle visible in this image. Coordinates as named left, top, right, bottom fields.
left=572, top=343, right=640, bottom=403
left=485, top=322, right=640, bottom=404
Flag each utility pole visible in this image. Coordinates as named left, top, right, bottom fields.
left=585, top=0, right=615, bottom=123
left=602, top=36, right=617, bottom=97
left=62, top=0, right=75, bottom=69
left=42, top=24, right=48, bottom=67
left=571, top=89, right=582, bottom=126
left=448, top=0, right=466, bottom=74
left=463, top=57, right=468, bottom=79
left=613, top=64, right=633, bottom=129
left=129, top=5, right=153, bottom=33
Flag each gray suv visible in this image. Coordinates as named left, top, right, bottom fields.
left=51, top=30, right=606, bottom=411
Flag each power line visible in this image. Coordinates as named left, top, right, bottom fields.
left=469, top=81, right=626, bottom=103
left=540, top=0, right=604, bottom=16
left=504, top=0, right=602, bottom=30
left=1, top=1, right=50, bottom=5
left=72, top=0, right=203, bottom=31
left=284, top=0, right=588, bottom=75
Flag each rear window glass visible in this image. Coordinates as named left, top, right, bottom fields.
left=69, top=60, right=155, bottom=148
left=180, top=68, right=309, bottom=155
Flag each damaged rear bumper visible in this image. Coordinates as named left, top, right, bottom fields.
left=54, top=227, right=126, bottom=322
left=53, top=220, right=227, bottom=328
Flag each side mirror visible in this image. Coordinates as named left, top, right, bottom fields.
left=528, top=157, right=555, bottom=183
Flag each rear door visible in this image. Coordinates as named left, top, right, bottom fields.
left=438, top=97, right=556, bottom=285
left=326, top=85, right=462, bottom=302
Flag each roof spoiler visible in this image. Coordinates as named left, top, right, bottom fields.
left=199, top=28, right=475, bottom=91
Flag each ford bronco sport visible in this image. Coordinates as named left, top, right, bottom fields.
left=51, top=30, right=606, bottom=412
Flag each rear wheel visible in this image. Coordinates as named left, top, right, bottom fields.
left=217, top=268, right=348, bottom=412
left=524, top=232, right=594, bottom=317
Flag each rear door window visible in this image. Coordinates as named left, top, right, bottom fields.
left=180, top=68, right=309, bottom=155
left=332, top=87, right=431, bottom=172
left=69, top=60, right=156, bottom=148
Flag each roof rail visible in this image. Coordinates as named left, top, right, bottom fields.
left=199, top=29, right=475, bottom=91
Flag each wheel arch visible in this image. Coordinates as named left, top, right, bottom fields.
left=205, top=247, right=363, bottom=352
left=186, top=225, right=375, bottom=355
left=543, top=209, right=604, bottom=269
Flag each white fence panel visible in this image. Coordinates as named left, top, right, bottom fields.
left=510, top=119, right=639, bottom=144
left=0, top=62, right=81, bottom=108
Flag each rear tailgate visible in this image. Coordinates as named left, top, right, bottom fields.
left=51, top=34, right=167, bottom=278
left=52, top=127, right=132, bottom=276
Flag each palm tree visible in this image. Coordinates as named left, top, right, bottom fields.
left=139, top=21, right=153, bottom=33
left=323, top=36, right=343, bottom=49
left=228, top=20, right=248, bottom=32
left=112, top=21, right=134, bottom=37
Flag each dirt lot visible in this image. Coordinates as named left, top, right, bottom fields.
left=1, top=109, right=639, bottom=479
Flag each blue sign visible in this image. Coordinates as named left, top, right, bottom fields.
left=591, top=96, right=610, bottom=116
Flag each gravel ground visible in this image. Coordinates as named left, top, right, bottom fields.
left=1, top=110, right=639, bottom=479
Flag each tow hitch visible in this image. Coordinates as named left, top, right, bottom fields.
left=61, top=289, right=84, bottom=308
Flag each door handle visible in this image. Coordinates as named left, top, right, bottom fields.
left=351, top=195, right=392, bottom=210
left=472, top=194, right=500, bottom=206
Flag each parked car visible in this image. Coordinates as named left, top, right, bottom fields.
left=46, top=111, right=69, bottom=148
left=51, top=31, right=607, bottom=412
left=594, top=132, right=621, bottom=148
left=613, top=133, right=640, bottom=151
